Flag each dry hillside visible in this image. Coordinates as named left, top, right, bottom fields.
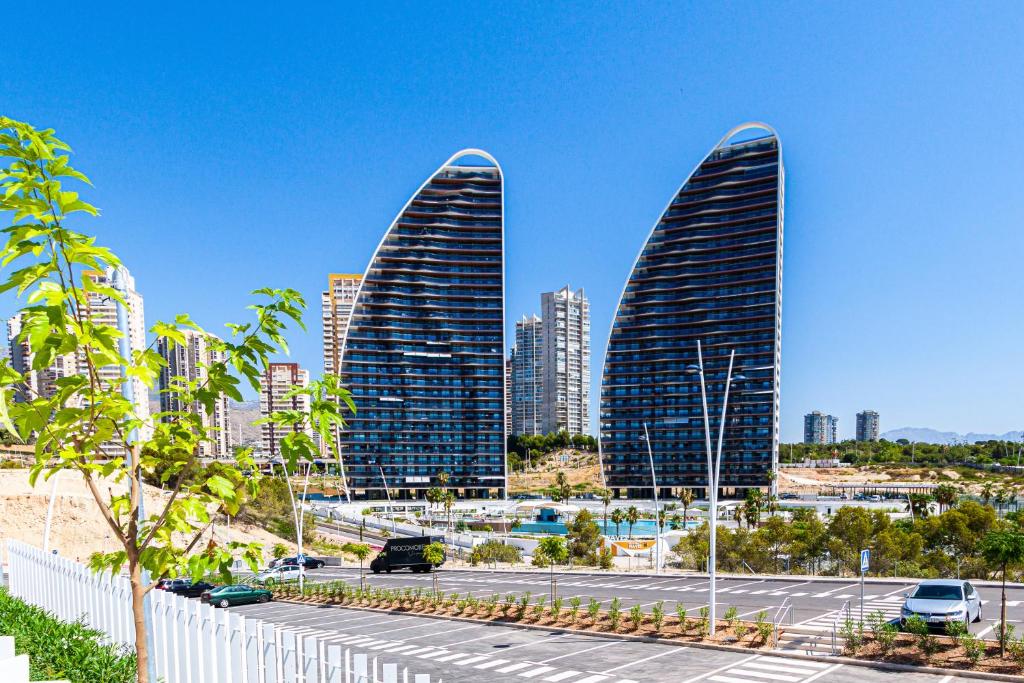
left=0, top=469, right=293, bottom=565
left=508, top=449, right=602, bottom=494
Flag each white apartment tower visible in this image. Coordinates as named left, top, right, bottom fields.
left=259, top=362, right=311, bottom=457
left=541, top=286, right=590, bottom=435
left=156, top=330, right=232, bottom=457
left=7, top=266, right=150, bottom=457
left=510, top=314, right=543, bottom=435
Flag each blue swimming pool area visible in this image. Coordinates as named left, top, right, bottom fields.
left=516, top=519, right=700, bottom=535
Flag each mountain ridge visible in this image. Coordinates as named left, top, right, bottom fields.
left=880, top=426, right=1023, bottom=445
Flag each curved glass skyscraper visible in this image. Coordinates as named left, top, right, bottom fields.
left=600, top=123, right=783, bottom=498
left=339, top=150, right=506, bottom=499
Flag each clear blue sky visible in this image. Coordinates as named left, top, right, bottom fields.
left=3, top=2, right=1022, bottom=441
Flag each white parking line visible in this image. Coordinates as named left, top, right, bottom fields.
left=600, top=647, right=678, bottom=673
left=680, top=654, right=761, bottom=683
left=538, top=640, right=618, bottom=664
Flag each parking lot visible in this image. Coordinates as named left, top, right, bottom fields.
left=230, top=600, right=983, bottom=682
left=292, top=567, right=1024, bottom=637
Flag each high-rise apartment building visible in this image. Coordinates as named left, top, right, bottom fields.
left=511, top=315, right=543, bottom=436
left=7, top=266, right=150, bottom=458
left=856, top=410, right=880, bottom=442
left=504, top=358, right=512, bottom=437
left=156, top=330, right=232, bottom=457
left=600, top=123, right=783, bottom=498
left=804, top=411, right=839, bottom=445
left=338, top=150, right=505, bottom=499
left=322, top=274, right=362, bottom=377
left=541, top=286, right=590, bottom=435
left=259, top=362, right=311, bottom=457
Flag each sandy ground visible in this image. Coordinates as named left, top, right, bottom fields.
left=0, top=469, right=293, bottom=565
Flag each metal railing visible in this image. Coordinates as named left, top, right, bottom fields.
left=832, top=600, right=851, bottom=655
left=772, top=597, right=794, bottom=648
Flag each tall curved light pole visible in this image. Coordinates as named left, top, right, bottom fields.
left=640, top=423, right=661, bottom=574
left=685, top=340, right=744, bottom=637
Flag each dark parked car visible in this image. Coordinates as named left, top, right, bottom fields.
left=269, top=555, right=325, bottom=569
left=201, top=584, right=273, bottom=608
left=156, top=578, right=217, bottom=598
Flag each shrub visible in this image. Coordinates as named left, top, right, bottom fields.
left=755, top=611, right=772, bottom=644
left=0, top=589, right=136, bottom=683
left=608, top=598, right=622, bottom=630
left=675, top=603, right=688, bottom=629
left=587, top=598, right=602, bottom=623
left=533, top=595, right=547, bottom=618
left=504, top=593, right=516, bottom=616
left=1006, top=635, right=1024, bottom=668
left=568, top=596, right=582, bottom=623
left=724, top=606, right=739, bottom=631
left=697, top=606, right=710, bottom=634
left=550, top=597, right=563, bottom=620
left=998, top=623, right=1017, bottom=652
left=469, top=540, right=523, bottom=566
left=904, top=615, right=938, bottom=658
left=651, top=601, right=665, bottom=633
left=518, top=592, right=532, bottom=619
left=840, top=618, right=864, bottom=655
left=961, top=632, right=983, bottom=665
left=629, top=604, right=644, bottom=631
left=597, top=547, right=614, bottom=570
left=945, top=618, right=967, bottom=645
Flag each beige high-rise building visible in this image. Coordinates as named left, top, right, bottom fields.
left=541, top=286, right=590, bottom=435
left=322, top=274, right=362, bottom=377
left=156, top=330, right=232, bottom=457
left=259, top=362, right=311, bottom=457
left=6, top=266, right=150, bottom=458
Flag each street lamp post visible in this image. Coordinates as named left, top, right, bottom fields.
left=641, top=423, right=661, bottom=574
left=685, top=340, right=743, bottom=637
left=378, top=463, right=398, bottom=535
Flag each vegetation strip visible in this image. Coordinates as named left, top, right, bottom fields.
left=0, top=588, right=136, bottom=683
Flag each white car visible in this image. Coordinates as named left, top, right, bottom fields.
left=901, top=579, right=982, bottom=627
left=255, top=564, right=304, bottom=585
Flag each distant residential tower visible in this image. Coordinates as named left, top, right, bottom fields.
left=157, top=330, right=232, bottom=457
left=856, top=410, right=880, bottom=442
left=511, top=314, right=543, bottom=436
left=541, top=286, right=591, bottom=435
left=804, top=411, right=839, bottom=445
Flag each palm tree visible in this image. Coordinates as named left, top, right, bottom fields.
left=554, top=471, right=571, bottom=503
left=981, top=482, right=995, bottom=507
left=600, top=488, right=612, bottom=535
left=934, top=484, right=959, bottom=513
left=625, top=505, right=640, bottom=539
left=443, top=490, right=455, bottom=533
left=678, top=489, right=694, bottom=528
left=978, top=530, right=1024, bottom=656
left=733, top=505, right=743, bottom=529
left=610, top=508, right=624, bottom=538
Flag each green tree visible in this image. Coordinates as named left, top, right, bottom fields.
left=566, top=508, right=601, bottom=564
left=443, top=489, right=455, bottom=532
left=422, top=541, right=446, bottom=595
left=536, top=536, right=568, bottom=601
left=599, top=487, right=612, bottom=534
left=343, top=542, right=371, bottom=590
left=0, top=118, right=354, bottom=683
left=978, top=530, right=1024, bottom=656
left=625, top=505, right=640, bottom=539
left=553, top=470, right=571, bottom=503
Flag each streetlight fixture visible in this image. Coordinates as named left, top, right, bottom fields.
left=640, top=424, right=661, bottom=574
left=684, top=339, right=745, bottom=637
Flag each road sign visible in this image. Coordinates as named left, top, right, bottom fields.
left=860, top=548, right=870, bottom=574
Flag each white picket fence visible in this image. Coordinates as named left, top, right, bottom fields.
left=0, top=635, right=68, bottom=683
left=5, top=541, right=436, bottom=683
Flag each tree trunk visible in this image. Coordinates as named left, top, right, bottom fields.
left=129, top=559, right=150, bottom=683
left=1001, top=569, right=1007, bottom=656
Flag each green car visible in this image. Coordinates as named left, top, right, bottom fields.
left=200, top=584, right=272, bottom=608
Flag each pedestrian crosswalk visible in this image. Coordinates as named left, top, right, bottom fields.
left=706, top=655, right=838, bottom=683
left=797, top=596, right=902, bottom=630
left=270, top=623, right=638, bottom=682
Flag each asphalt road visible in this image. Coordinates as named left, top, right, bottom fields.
left=296, top=568, right=1024, bottom=636
left=229, top=600, right=981, bottom=683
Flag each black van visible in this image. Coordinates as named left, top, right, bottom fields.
left=369, top=536, right=445, bottom=573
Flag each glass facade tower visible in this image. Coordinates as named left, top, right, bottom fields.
left=600, top=123, right=783, bottom=498
left=339, top=150, right=505, bottom=499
